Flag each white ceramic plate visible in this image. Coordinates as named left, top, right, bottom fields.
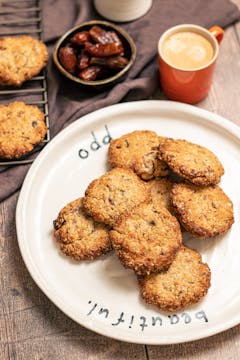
left=16, top=100, right=240, bottom=345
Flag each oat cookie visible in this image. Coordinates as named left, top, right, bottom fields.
left=145, top=177, right=173, bottom=213
left=83, top=168, right=149, bottom=227
left=0, top=36, right=48, bottom=86
left=0, top=101, right=47, bottom=159
left=53, top=198, right=111, bottom=261
left=138, top=246, right=211, bottom=312
left=171, top=182, right=234, bottom=239
left=108, top=130, right=169, bottom=180
left=160, top=138, right=224, bottom=186
left=110, top=201, right=182, bottom=275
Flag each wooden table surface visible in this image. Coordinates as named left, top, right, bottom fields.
left=1, top=2, right=240, bottom=359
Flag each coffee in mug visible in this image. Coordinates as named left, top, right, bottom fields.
left=158, top=24, right=224, bottom=104
left=162, top=31, right=214, bottom=70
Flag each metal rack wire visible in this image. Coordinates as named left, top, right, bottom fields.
left=0, top=0, right=50, bottom=165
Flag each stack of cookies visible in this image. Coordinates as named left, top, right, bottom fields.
left=0, top=36, right=48, bottom=160
left=53, top=130, right=234, bottom=312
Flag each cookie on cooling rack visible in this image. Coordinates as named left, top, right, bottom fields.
left=53, top=197, right=112, bottom=261
left=0, top=101, right=47, bottom=159
left=171, top=182, right=234, bottom=239
left=0, top=36, right=48, bottom=86
left=138, top=246, right=211, bottom=312
left=110, top=200, right=182, bottom=275
left=108, top=130, right=169, bottom=180
left=83, top=167, right=149, bottom=227
left=159, top=138, right=224, bottom=186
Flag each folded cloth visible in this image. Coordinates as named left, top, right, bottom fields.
left=0, top=0, right=240, bottom=202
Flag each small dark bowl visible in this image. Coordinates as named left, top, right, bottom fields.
left=53, top=20, right=136, bottom=87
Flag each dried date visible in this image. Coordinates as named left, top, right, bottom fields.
left=107, top=31, right=123, bottom=50
left=78, top=65, right=103, bottom=81
left=90, top=56, right=129, bottom=70
left=59, top=46, right=77, bottom=74
left=77, top=49, right=90, bottom=70
left=89, top=25, right=112, bottom=44
left=89, top=26, right=123, bottom=52
left=70, top=31, right=91, bottom=46
left=85, top=42, right=123, bottom=57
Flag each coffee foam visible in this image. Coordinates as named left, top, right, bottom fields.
left=162, top=31, right=214, bottom=70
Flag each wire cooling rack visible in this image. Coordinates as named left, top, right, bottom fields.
left=0, top=0, right=50, bottom=165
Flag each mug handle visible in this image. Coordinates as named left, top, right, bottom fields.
left=209, top=26, right=224, bottom=44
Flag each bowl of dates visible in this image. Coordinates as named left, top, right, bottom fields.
left=53, top=20, right=136, bottom=86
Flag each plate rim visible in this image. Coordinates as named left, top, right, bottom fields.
left=16, top=100, right=240, bottom=345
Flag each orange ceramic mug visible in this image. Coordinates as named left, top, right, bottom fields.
left=158, top=24, right=224, bottom=104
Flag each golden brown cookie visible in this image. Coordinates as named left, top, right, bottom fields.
left=110, top=201, right=182, bottom=275
left=108, top=130, right=169, bottom=180
left=171, top=182, right=234, bottom=239
left=0, top=36, right=48, bottom=86
left=145, top=177, right=173, bottom=213
left=159, top=138, right=224, bottom=186
left=83, top=168, right=149, bottom=227
left=138, top=246, right=211, bottom=312
left=0, top=102, right=47, bottom=159
left=53, top=198, right=111, bottom=261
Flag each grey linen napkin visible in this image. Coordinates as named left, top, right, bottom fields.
left=0, top=0, right=240, bottom=201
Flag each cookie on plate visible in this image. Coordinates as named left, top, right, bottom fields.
left=159, top=138, right=224, bottom=186
left=0, top=36, right=48, bottom=86
left=145, top=177, right=173, bottom=213
left=0, top=101, right=47, bottom=159
left=138, top=246, right=211, bottom=312
left=108, top=130, right=169, bottom=180
left=110, top=201, right=182, bottom=275
left=53, top=198, right=111, bottom=261
left=83, top=167, right=149, bottom=226
left=171, top=182, right=234, bottom=239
